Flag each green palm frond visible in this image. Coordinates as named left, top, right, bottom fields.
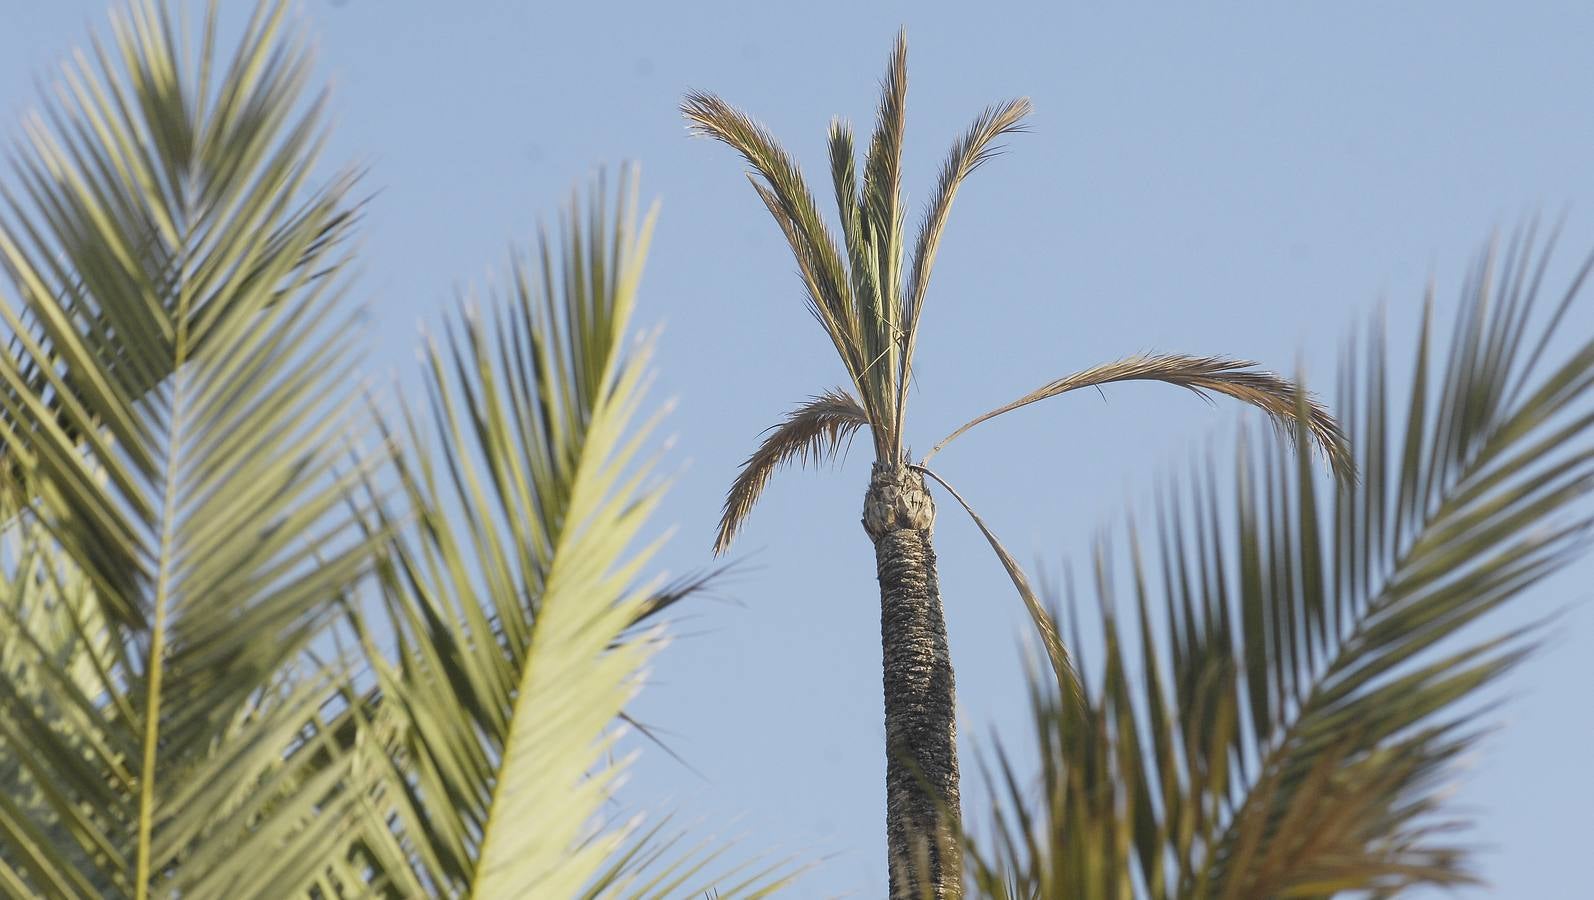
left=0, top=1, right=390, bottom=896
left=923, top=353, right=1353, bottom=481
left=714, top=388, right=870, bottom=555
left=345, top=173, right=800, bottom=898
left=965, top=231, right=1594, bottom=898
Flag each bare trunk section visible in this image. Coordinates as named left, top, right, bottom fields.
left=864, top=462, right=961, bottom=900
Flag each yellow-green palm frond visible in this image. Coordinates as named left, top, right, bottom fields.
left=346, top=172, right=801, bottom=897
left=0, top=513, right=117, bottom=896
left=965, top=228, right=1594, bottom=898
left=0, top=1, right=392, bottom=896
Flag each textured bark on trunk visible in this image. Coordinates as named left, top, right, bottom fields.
left=864, top=462, right=961, bottom=900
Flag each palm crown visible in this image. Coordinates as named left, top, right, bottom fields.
left=685, top=32, right=1351, bottom=560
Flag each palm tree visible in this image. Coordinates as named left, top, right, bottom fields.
left=684, top=32, right=1350, bottom=900
left=963, top=230, right=1594, bottom=897
left=0, top=2, right=794, bottom=896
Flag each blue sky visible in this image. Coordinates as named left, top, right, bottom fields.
left=3, top=2, right=1592, bottom=896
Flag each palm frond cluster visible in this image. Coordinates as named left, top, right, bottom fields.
left=966, top=231, right=1594, bottom=898
left=682, top=32, right=1030, bottom=471
left=0, top=2, right=795, bottom=897
left=0, top=1, right=378, bottom=892
left=0, top=2, right=1586, bottom=898
left=686, top=36, right=1351, bottom=567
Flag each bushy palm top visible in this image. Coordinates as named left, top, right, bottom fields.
left=684, top=33, right=1350, bottom=563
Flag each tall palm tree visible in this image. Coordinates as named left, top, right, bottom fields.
left=684, top=32, right=1351, bottom=900
left=964, top=230, right=1594, bottom=897
left=0, top=2, right=795, bottom=896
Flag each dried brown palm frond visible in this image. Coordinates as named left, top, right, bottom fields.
left=911, top=464, right=1080, bottom=702
left=862, top=33, right=909, bottom=244
left=715, top=388, right=871, bottom=555
left=858, top=32, right=909, bottom=448
left=681, top=92, right=870, bottom=412
left=898, top=98, right=1031, bottom=436
left=924, top=353, right=1354, bottom=481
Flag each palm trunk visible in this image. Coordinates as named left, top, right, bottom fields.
left=864, top=462, right=961, bottom=900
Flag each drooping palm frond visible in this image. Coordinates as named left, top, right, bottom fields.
left=714, top=388, right=870, bottom=555
left=0, top=1, right=393, bottom=896
left=343, top=173, right=800, bottom=898
left=911, top=464, right=1080, bottom=703
left=964, top=230, right=1594, bottom=898
left=924, top=353, right=1354, bottom=482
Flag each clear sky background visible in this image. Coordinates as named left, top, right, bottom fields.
left=3, top=2, right=1592, bottom=897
